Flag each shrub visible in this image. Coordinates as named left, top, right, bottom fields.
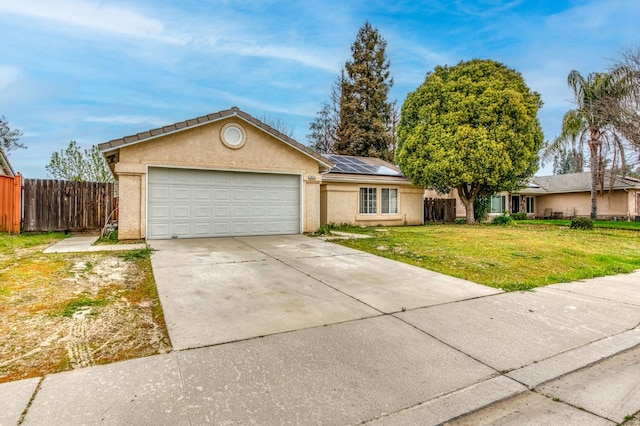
left=474, top=195, right=491, bottom=222
left=455, top=218, right=466, bottom=225
left=570, top=217, right=593, bottom=230
left=316, top=223, right=336, bottom=235
left=492, top=213, right=514, bottom=226
left=511, top=212, right=527, bottom=220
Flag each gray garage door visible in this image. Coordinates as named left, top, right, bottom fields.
left=147, top=167, right=300, bottom=239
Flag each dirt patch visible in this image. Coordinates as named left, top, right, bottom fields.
left=0, top=238, right=171, bottom=383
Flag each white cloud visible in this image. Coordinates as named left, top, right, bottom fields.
left=0, top=65, right=21, bottom=91
left=0, top=0, right=188, bottom=44
left=84, top=115, right=166, bottom=127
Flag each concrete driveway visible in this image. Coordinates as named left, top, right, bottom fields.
left=8, top=235, right=640, bottom=425
left=148, top=235, right=498, bottom=350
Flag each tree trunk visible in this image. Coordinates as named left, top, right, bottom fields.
left=457, top=184, right=480, bottom=224
left=588, top=128, right=601, bottom=220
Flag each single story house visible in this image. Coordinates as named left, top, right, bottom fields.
left=521, top=172, right=640, bottom=220
left=98, top=108, right=424, bottom=240
left=428, top=172, right=640, bottom=221
left=321, top=155, right=424, bottom=227
left=0, top=147, right=16, bottom=177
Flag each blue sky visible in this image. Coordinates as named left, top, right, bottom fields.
left=1, top=0, right=639, bottom=178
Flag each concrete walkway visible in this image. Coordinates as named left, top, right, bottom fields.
left=3, top=235, right=639, bottom=425
left=43, top=235, right=147, bottom=253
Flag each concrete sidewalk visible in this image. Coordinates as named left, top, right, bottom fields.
left=3, top=236, right=639, bottom=425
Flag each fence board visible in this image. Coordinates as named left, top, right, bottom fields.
left=0, top=174, right=21, bottom=233
left=23, top=179, right=117, bottom=232
left=424, top=198, right=456, bottom=223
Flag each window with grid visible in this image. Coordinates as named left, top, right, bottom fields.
left=359, top=187, right=377, bottom=214
left=381, top=188, right=398, bottom=214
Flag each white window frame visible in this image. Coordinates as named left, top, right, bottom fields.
left=381, top=188, right=398, bottom=214
left=526, top=196, right=535, bottom=214
left=359, top=187, right=377, bottom=214
left=490, top=195, right=507, bottom=214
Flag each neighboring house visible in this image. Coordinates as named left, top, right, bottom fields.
left=99, top=107, right=333, bottom=240
left=321, top=155, right=424, bottom=227
left=0, top=147, right=16, bottom=177
left=429, top=172, right=640, bottom=221
left=521, top=172, right=640, bottom=220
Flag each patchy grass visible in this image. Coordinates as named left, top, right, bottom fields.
left=0, top=233, right=170, bottom=383
left=331, top=224, right=640, bottom=291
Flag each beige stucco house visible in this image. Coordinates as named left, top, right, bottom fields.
left=99, top=107, right=333, bottom=240
left=428, top=172, right=640, bottom=221
left=99, top=108, right=426, bottom=240
left=521, top=173, right=640, bottom=220
left=321, top=155, right=424, bottom=226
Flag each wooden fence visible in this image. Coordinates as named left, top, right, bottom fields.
left=23, top=179, right=117, bottom=232
left=0, top=174, right=22, bottom=234
left=424, top=198, right=456, bottom=223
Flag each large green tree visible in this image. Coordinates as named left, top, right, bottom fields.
left=396, top=59, right=544, bottom=223
left=46, top=141, right=113, bottom=182
left=334, top=22, right=394, bottom=160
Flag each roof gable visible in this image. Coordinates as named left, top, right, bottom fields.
left=98, top=107, right=333, bottom=170
left=0, top=147, right=15, bottom=177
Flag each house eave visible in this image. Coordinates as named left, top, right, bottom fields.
left=322, top=174, right=415, bottom=186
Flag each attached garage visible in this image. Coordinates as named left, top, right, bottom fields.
left=147, top=167, right=300, bottom=239
left=98, top=107, right=332, bottom=240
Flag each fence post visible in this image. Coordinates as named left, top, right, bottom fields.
left=12, top=174, right=21, bottom=234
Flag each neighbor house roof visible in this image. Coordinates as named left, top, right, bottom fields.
left=519, top=172, right=640, bottom=195
left=0, top=147, right=15, bottom=177
left=98, top=107, right=333, bottom=170
left=322, top=154, right=414, bottom=185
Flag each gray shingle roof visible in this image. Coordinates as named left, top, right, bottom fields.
left=523, top=172, right=640, bottom=194
left=97, top=107, right=333, bottom=170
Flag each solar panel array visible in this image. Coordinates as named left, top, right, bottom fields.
left=326, top=155, right=403, bottom=177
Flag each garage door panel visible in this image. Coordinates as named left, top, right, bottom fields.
left=149, top=205, right=170, bottom=220
left=192, top=223, right=211, bottom=236
left=232, top=206, right=249, bottom=217
left=172, top=223, right=191, bottom=236
left=192, top=188, right=211, bottom=201
left=170, top=169, right=190, bottom=183
left=233, top=189, right=248, bottom=201
left=214, top=206, right=230, bottom=218
left=214, top=189, right=230, bottom=201
left=173, top=187, right=190, bottom=200
left=193, top=206, right=211, bottom=218
left=251, top=206, right=266, bottom=217
left=172, top=206, right=190, bottom=218
left=148, top=168, right=300, bottom=239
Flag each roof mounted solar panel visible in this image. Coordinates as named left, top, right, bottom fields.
left=325, top=155, right=403, bottom=177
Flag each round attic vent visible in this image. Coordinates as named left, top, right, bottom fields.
left=221, top=123, right=246, bottom=149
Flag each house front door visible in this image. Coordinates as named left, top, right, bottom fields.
left=511, top=195, right=520, bottom=213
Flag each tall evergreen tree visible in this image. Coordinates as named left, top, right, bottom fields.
left=334, top=22, right=394, bottom=160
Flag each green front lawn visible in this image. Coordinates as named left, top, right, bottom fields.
left=330, top=224, right=640, bottom=291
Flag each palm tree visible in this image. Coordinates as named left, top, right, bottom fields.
left=548, top=68, right=633, bottom=219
